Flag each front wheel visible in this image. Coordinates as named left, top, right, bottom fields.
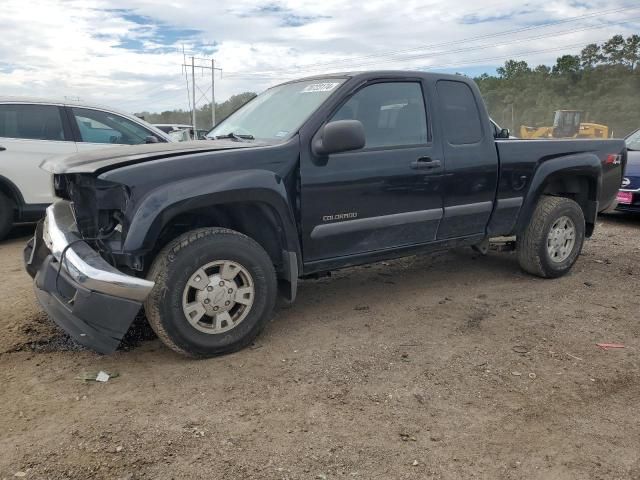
left=145, top=228, right=277, bottom=358
left=517, top=196, right=585, bottom=278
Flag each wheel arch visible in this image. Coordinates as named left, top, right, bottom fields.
left=0, top=175, right=23, bottom=208
left=149, top=199, right=296, bottom=265
left=123, top=171, right=301, bottom=298
left=514, top=154, right=601, bottom=238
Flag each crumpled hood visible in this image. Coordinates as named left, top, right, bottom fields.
left=40, top=139, right=269, bottom=174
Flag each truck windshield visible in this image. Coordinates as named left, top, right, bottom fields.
left=207, top=79, right=346, bottom=141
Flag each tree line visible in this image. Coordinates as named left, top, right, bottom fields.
left=476, top=34, right=640, bottom=137
left=138, top=34, right=639, bottom=137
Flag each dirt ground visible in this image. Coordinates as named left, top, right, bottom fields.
left=1, top=217, right=639, bottom=480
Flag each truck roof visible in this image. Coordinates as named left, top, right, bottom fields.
left=274, top=70, right=469, bottom=87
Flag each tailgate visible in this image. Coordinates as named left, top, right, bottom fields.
left=599, top=144, right=626, bottom=212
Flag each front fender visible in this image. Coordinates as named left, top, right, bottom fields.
left=514, top=153, right=602, bottom=234
left=122, top=169, right=300, bottom=259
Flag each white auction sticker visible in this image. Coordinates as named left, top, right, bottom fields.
left=301, top=82, right=340, bottom=93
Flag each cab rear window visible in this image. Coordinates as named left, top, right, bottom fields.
left=436, top=81, right=483, bottom=145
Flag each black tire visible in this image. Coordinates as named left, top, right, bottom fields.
left=144, top=228, right=277, bottom=358
left=517, top=196, right=585, bottom=278
left=0, top=192, right=14, bottom=241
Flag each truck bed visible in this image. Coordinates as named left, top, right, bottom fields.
left=496, top=138, right=626, bottom=213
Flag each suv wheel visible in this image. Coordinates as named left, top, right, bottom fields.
left=517, top=196, right=585, bottom=278
left=145, top=228, right=277, bottom=357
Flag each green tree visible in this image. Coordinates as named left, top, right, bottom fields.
left=552, top=55, right=581, bottom=76
left=624, top=34, right=640, bottom=69
left=533, top=65, right=551, bottom=76
left=603, top=34, right=626, bottom=64
left=475, top=34, right=640, bottom=137
left=496, top=60, right=530, bottom=79
left=580, top=43, right=603, bottom=69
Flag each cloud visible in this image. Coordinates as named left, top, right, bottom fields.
left=244, top=2, right=331, bottom=27
left=0, top=0, right=638, bottom=117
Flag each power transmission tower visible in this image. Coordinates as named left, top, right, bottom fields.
left=181, top=54, right=222, bottom=131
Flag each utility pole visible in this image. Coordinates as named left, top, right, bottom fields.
left=181, top=53, right=222, bottom=131
left=211, top=58, right=216, bottom=127
left=191, top=56, right=197, bottom=131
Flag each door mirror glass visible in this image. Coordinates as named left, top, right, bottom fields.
left=313, top=120, right=365, bottom=156
left=498, top=128, right=510, bottom=139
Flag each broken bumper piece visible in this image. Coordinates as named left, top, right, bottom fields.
left=24, top=200, right=154, bottom=354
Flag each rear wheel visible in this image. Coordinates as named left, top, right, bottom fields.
left=517, top=196, right=585, bottom=278
left=0, top=192, right=14, bottom=241
left=145, top=228, right=277, bottom=358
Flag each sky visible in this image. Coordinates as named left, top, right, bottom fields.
left=1, top=0, right=639, bottom=114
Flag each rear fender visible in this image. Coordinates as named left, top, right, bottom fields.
left=514, top=153, right=602, bottom=235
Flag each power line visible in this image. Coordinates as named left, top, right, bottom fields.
left=224, top=5, right=639, bottom=79
left=224, top=21, right=638, bottom=82
left=224, top=36, right=618, bottom=85
left=409, top=39, right=613, bottom=70
left=291, top=5, right=638, bottom=70
left=289, top=15, right=640, bottom=73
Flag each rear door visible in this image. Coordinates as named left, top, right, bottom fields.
left=0, top=103, right=76, bottom=205
left=434, top=80, right=499, bottom=239
left=300, top=79, right=445, bottom=262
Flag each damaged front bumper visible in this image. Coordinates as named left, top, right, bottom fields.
left=24, top=200, right=154, bottom=354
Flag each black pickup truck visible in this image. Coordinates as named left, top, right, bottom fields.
left=25, top=71, right=626, bottom=357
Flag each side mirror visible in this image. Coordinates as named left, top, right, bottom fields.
left=312, top=120, right=365, bottom=156
left=497, top=128, right=510, bottom=139
left=145, top=135, right=159, bottom=144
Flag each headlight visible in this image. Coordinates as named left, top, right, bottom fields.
left=60, top=174, right=129, bottom=238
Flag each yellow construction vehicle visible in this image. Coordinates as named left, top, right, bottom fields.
left=520, top=110, right=610, bottom=139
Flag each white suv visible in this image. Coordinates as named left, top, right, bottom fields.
left=0, top=98, right=173, bottom=239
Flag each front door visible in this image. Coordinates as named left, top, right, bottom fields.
left=66, top=106, right=164, bottom=152
left=301, top=80, right=445, bottom=262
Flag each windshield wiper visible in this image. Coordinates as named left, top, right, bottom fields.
left=213, top=132, right=255, bottom=141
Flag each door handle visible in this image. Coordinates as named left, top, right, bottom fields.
left=0, top=145, right=6, bottom=152
left=410, top=156, right=441, bottom=169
